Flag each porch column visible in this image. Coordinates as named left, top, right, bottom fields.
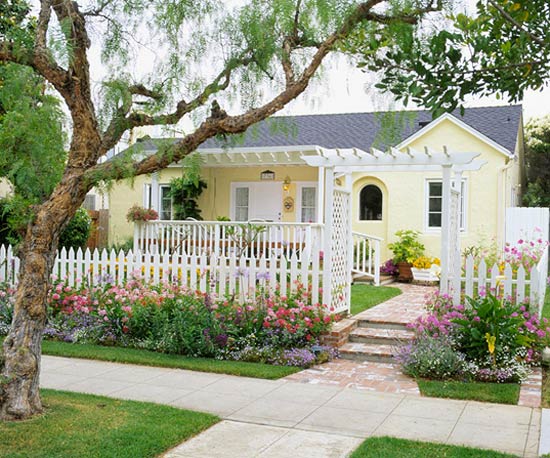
left=345, top=172, right=353, bottom=313
left=317, top=166, right=325, bottom=224
left=440, top=165, right=452, bottom=294
left=451, top=170, right=463, bottom=303
left=322, top=167, right=334, bottom=307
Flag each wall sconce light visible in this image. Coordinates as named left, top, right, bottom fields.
left=282, top=176, right=291, bottom=192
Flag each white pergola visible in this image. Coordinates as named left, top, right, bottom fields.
left=302, top=146, right=487, bottom=307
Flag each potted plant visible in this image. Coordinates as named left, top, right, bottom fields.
left=388, top=230, right=425, bottom=281
left=411, top=256, right=440, bottom=282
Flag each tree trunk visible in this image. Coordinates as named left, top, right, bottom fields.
left=0, top=237, right=54, bottom=419
left=0, top=172, right=90, bottom=420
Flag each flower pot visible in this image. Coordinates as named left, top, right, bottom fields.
left=411, top=267, right=440, bottom=283
left=396, top=262, right=413, bottom=282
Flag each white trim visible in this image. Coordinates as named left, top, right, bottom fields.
left=396, top=113, right=514, bottom=158
left=230, top=183, right=251, bottom=221
left=296, top=182, right=318, bottom=223
left=424, top=178, right=468, bottom=233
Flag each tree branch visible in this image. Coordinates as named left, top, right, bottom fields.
left=91, top=0, right=443, bottom=182
left=487, top=0, right=546, bottom=48
left=100, top=53, right=254, bottom=153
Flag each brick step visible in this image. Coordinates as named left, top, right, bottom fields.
left=349, top=327, right=414, bottom=345
left=338, top=342, right=396, bottom=364
left=356, top=319, right=410, bottom=332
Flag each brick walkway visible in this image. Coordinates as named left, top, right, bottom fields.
left=286, top=283, right=435, bottom=394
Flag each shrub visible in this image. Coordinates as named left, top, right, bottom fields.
left=2, top=276, right=337, bottom=368
left=380, top=259, right=398, bottom=276
left=388, top=230, right=425, bottom=263
left=396, top=334, right=465, bottom=380
left=59, top=208, right=92, bottom=249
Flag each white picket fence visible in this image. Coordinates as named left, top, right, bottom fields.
left=461, top=248, right=549, bottom=314
left=0, top=245, right=324, bottom=306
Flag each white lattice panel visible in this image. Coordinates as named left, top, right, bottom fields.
left=330, top=189, right=351, bottom=313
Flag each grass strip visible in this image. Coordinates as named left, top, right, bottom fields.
left=39, top=340, right=301, bottom=379
left=417, top=379, right=520, bottom=405
left=0, top=389, right=218, bottom=458
left=350, top=436, right=515, bottom=458
left=350, top=284, right=402, bottom=315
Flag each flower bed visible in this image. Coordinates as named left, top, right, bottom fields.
left=0, top=276, right=339, bottom=368
left=396, top=289, right=550, bottom=384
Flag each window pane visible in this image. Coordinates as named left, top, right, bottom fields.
left=160, top=186, right=172, bottom=220
left=301, top=207, right=315, bottom=223
left=429, top=182, right=442, bottom=197
left=235, top=187, right=249, bottom=206
left=359, top=185, right=383, bottom=221
left=235, top=207, right=248, bottom=221
left=302, top=187, right=316, bottom=206
left=429, top=213, right=441, bottom=227
left=429, top=197, right=442, bottom=212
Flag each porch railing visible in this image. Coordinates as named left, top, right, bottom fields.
left=134, top=220, right=324, bottom=262
left=351, top=231, right=382, bottom=285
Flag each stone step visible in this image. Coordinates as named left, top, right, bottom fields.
left=338, top=342, right=396, bottom=364
left=349, top=327, right=414, bottom=345
left=356, top=319, right=410, bottom=332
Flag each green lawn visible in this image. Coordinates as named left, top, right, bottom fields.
left=0, top=389, right=218, bottom=458
left=350, top=284, right=401, bottom=315
left=40, top=340, right=301, bottom=379
left=417, top=379, right=520, bottom=405
left=350, top=437, right=515, bottom=458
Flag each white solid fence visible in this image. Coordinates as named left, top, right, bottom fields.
left=461, top=248, right=548, bottom=314
left=0, top=245, right=325, bottom=308
left=506, top=207, right=549, bottom=246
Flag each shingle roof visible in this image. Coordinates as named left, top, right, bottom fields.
left=137, top=104, right=522, bottom=154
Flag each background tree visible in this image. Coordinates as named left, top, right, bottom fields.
left=0, top=0, right=444, bottom=420
left=353, top=0, right=550, bottom=115
left=523, top=116, right=550, bottom=207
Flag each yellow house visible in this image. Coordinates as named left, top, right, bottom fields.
left=108, top=105, right=524, bottom=263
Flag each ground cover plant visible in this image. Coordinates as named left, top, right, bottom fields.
left=350, top=284, right=401, bottom=315
left=350, top=436, right=515, bottom=458
left=0, top=389, right=218, bottom=458
left=0, top=275, right=339, bottom=372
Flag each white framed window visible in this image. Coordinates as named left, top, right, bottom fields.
left=298, top=184, right=317, bottom=223
left=425, top=179, right=467, bottom=231
left=234, top=186, right=249, bottom=221
left=159, top=185, right=173, bottom=220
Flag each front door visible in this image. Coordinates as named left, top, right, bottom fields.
left=231, top=182, right=282, bottom=222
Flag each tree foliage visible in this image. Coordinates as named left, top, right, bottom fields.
left=0, top=0, right=449, bottom=421
left=352, top=0, right=550, bottom=115
left=523, top=116, right=550, bottom=207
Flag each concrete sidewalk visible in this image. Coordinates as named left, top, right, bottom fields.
left=41, top=355, right=540, bottom=457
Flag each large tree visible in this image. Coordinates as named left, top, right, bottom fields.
left=0, top=0, right=444, bottom=420
left=352, top=0, right=550, bottom=114
left=523, top=116, right=550, bottom=207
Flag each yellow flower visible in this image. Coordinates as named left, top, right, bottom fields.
left=485, top=333, right=496, bottom=355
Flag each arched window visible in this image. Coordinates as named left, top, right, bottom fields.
left=359, top=185, right=383, bottom=221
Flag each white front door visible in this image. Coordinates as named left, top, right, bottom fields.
left=231, top=182, right=282, bottom=222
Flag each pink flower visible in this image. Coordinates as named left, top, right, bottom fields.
left=52, top=293, right=60, bottom=300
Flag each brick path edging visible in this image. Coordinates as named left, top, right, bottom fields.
left=519, top=367, right=543, bottom=408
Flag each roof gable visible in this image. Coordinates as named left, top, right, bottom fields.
left=397, top=112, right=516, bottom=157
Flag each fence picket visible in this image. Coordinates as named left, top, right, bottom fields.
left=516, top=265, right=526, bottom=304
left=0, top=243, right=326, bottom=307
left=465, top=255, right=474, bottom=298
left=503, top=264, right=513, bottom=298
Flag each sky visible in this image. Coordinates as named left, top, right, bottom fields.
left=276, top=58, right=550, bottom=121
